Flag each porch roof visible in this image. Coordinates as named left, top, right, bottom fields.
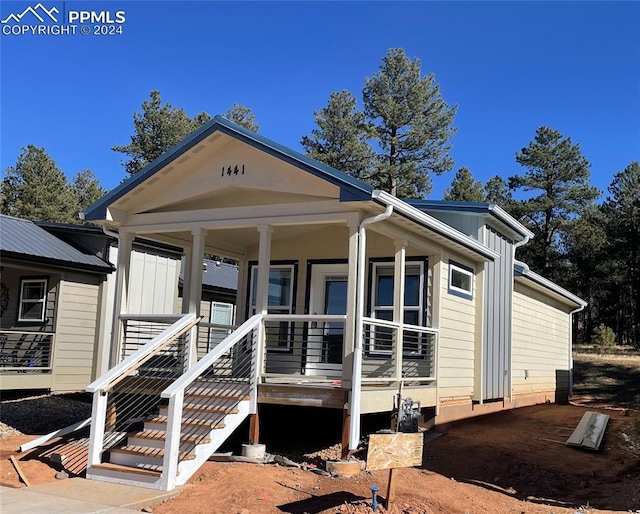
left=82, top=115, right=374, bottom=222
left=0, top=215, right=113, bottom=273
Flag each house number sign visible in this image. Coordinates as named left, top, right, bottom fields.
left=221, top=165, right=245, bottom=177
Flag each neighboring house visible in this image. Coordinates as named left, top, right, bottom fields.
left=81, top=116, right=586, bottom=491
left=0, top=215, right=113, bottom=391
left=0, top=216, right=238, bottom=391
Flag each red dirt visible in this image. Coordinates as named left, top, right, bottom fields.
left=2, top=403, right=639, bottom=513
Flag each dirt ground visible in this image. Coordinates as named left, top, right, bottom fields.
left=2, top=402, right=639, bottom=513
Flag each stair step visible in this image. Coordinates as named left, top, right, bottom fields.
left=90, top=462, right=162, bottom=477
left=129, top=429, right=211, bottom=446
left=159, top=403, right=239, bottom=415
left=187, top=382, right=250, bottom=399
left=147, top=415, right=227, bottom=430
left=111, top=445, right=196, bottom=461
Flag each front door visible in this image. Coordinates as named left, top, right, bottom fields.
left=306, top=263, right=348, bottom=377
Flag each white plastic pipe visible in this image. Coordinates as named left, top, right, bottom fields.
left=349, top=203, right=393, bottom=450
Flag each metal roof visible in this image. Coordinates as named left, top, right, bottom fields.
left=0, top=215, right=113, bottom=273
left=179, top=258, right=238, bottom=292
left=514, top=260, right=586, bottom=308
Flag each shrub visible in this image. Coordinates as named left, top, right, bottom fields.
left=591, top=324, right=616, bottom=353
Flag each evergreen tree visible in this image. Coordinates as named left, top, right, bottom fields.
left=301, top=90, right=375, bottom=180
left=509, top=126, right=599, bottom=278
left=112, top=90, right=211, bottom=174
left=484, top=175, right=513, bottom=207
left=224, top=103, right=259, bottom=132
left=362, top=48, right=457, bottom=198
left=443, top=167, right=484, bottom=202
left=1, top=145, right=77, bottom=223
left=72, top=169, right=106, bottom=213
left=602, top=162, right=640, bottom=346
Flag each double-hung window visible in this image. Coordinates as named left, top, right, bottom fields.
left=19, top=278, right=47, bottom=322
left=249, top=264, right=296, bottom=352
left=369, top=260, right=426, bottom=355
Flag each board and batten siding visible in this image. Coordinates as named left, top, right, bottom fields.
left=511, top=281, right=571, bottom=397
left=482, top=226, right=514, bottom=400
left=437, top=254, right=477, bottom=400
left=52, top=273, right=104, bottom=391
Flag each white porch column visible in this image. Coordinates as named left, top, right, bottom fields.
left=181, top=244, right=193, bottom=314
left=109, top=230, right=132, bottom=368
left=342, top=220, right=360, bottom=385
left=255, top=225, right=273, bottom=315
left=393, top=240, right=407, bottom=382
left=185, top=229, right=205, bottom=367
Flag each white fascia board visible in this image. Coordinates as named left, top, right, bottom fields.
left=488, top=204, right=534, bottom=241
left=372, top=190, right=500, bottom=261
left=514, top=260, right=587, bottom=308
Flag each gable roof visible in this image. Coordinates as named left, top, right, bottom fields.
left=0, top=215, right=113, bottom=273
left=406, top=199, right=534, bottom=242
left=82, top=115, right=374, bottom=222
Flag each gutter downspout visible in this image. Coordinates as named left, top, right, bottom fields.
left=102, top=225, right=121, bottom=368
left=510, top=235, right=531, bottom=403
left=349, top=203, right=393, bottom=451
left=568, top=303, right=586, bottom=398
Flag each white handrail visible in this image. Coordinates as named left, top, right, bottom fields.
left=161, top=314, right=263, bottom=399
left=263, top=314, right=346, bottom=322
left=87, top=312, right=197, bottom=393
left=362, top=316, right=438, bottom=333
left=119, top=313, right=183, bottom=322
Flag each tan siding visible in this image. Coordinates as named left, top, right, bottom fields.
left=51, top=275, right=103, bottom=392
left=437, top=254, right=478, bottom=399
left=511, top=281, right=571, bottom=396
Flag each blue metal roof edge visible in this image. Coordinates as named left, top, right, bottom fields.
left=84, top=115, right=373, bottom=221
left=514, top=260, right=586, bottom=307
left=407, top=199, right=533, bottom=240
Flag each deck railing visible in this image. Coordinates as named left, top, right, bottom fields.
left=0, top=330, right=54, bottom=373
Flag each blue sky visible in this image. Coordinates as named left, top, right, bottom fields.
left=1, top=1, right=639, bottom=201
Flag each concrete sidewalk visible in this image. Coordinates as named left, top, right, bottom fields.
left=0, top=478, right=181, bottom=513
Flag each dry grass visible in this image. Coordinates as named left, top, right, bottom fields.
left=573, top=344, right=640, bottom=410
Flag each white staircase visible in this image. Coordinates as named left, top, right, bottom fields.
left=85, top=313, right=263, bottom=490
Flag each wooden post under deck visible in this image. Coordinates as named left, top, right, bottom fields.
left=341, top=409, right=351, bottom=459
left=249, top=412, right=260, bottom=445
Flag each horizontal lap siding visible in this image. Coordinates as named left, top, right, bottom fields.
left=52, top=275, right=103, bottom=391
left=511, top=282, right=571, bottom=395
left=438, top=257, right=476, bottom=399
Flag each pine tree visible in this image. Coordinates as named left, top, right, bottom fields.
left=509, top=126, right=600, bottom=278
left=362, top=48, right=457, bottom=198
left=484, top=175, right=513, bottom=207
left=72, top=169, right=106, bottom=213
left=112, top=90, right=211, bottom=174
left=1, top=145, right=77, bottom=223
left=224, top=103, right=259, bottom=132
left=301, top=90, right=375, bottom=180
left=443, top=167, right=484, bottom=202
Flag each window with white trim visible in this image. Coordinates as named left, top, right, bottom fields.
left=18, top=278, right=47, bottom=322
left=448, top=261, right=473, bottom=299
left=208, top=301, right=235, bottom=352
left=369, top=261, right=426, bottom=355
left=249, top=264, right=296, bottom=351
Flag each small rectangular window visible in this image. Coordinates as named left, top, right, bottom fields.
left=448, top=261, right=473, bottom=299
left=19, top=278, right=47, bottom=322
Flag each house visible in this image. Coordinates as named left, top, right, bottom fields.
left=0, top=216, right=238, bottom=391
left=81, top=116, right=586, bottom=491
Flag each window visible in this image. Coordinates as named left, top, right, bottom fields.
left=208, top=301, right=235, bottom=351
left=369, top=260, right=426, bottom=355
left=249, top=264, right=296, bottom=351
left=448, top=261, right=473, bottom=299
left=19, top=278, right=47, bottom=322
